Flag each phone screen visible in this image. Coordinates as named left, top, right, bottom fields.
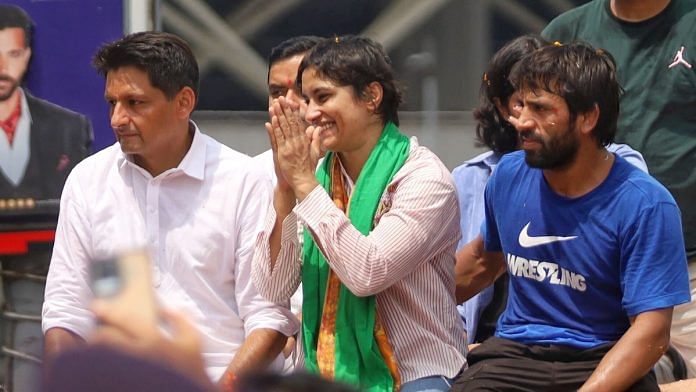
left=89, top=250, right=159, bottom=325
left=91, top=257, right=123, bottom=298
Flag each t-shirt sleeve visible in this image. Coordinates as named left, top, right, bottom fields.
left=620, top=202, right=691, bottom=316
left=541, top=19, right=563, bottom=41
left=481, top=166, right=502, bottom=253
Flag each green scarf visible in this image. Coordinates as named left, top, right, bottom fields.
left=302, top=122, right=410, bottom=391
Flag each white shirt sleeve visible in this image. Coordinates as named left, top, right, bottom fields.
left=235, top=170, right=299, bottom=337
left=42, top=171, right=95, bottom=338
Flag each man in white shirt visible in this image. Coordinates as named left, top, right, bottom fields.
left=41, top=31, right=298, bottom=385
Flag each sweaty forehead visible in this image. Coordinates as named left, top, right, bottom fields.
left=517, top=75, right=564, bottom=96
left=520, top=87, right=562, bottom=102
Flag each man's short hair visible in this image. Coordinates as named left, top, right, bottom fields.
left=0, top=5, right=34, bottom=47
left=298, top=35, right=402, bottom=126
left=92, top=31, right=199, bottom=102
left=267, top=36, right=324, bottom=81
left=509, top=42, right=620, bottom=146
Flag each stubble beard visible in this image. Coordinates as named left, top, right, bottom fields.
left=0, top=75, right=20, bottom=102
left=523, top=125, right=580, bottom=170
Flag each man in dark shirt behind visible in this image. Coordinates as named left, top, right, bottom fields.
left=543, top=2, right=696, bottom=378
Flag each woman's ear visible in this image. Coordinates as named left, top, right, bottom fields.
left=364, top=82, right=383, bottom=112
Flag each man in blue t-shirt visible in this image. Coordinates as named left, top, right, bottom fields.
left=452, top=43, right=691, bottom=392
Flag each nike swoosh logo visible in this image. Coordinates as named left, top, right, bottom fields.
left=518, top=222, right=577, bottom=248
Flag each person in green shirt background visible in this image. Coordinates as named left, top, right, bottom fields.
left=543, top=0, right=696, bottom=386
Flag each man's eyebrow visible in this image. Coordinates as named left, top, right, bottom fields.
left=523, top=96, right=549, bottom=107
left=104, top=91, right=147, bottom=100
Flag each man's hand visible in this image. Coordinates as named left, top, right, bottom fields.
left=89, top=303, right=213, bottom=390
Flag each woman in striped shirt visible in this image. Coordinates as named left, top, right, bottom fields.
left=252, top=35, right=466, bottom=392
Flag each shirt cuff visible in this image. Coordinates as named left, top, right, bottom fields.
left=245, top=307, right=300, bottom=338
left=294, top=185, right=335, bottom=229
left=42, top=315, right=94, bottom=341
left=281, top=211, right=300, bottom=246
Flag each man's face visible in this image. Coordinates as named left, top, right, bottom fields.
left=515, top=88, right=580, bottom=170
left=0, top=28, right=31, bottom=102
left=268, top=54, right=306, bottom=115
left=105, top=66, right=182, bottom=165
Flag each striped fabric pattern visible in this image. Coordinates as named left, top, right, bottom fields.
left=252, top=138, right=467, bottom=383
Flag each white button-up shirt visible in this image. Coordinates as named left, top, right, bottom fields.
left=42, top=124, right=299, bottom=380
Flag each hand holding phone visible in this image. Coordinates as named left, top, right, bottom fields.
left=88, top=250, right=212, bottom=388
left=90, top=249, right=159, bottom=327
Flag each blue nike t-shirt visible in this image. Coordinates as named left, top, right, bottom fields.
left=483, top=151, right=691, bottom=349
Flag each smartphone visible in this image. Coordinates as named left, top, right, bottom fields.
left=90, top=256, right=122, bottom=298
left=90, top=250, right=159, bottom=324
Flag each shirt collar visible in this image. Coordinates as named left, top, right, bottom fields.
left=20, top=89, right=31, bottom=124
left=177, top=121, right=206, bottom=180
left=0, top=89, right=26, bottom=145
left=463, top=150, right=500, bottom=168
left=117, top=120, right=206, bottom=181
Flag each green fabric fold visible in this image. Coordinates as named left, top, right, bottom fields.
left=302, top=122, right=410, bottom=391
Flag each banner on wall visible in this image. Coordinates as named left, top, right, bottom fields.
left=4, top=0, right=125, bottom=151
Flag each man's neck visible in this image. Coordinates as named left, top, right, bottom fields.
left=135, top=122, right=195, bottom=177
left=0, top=89, right=21, bottom=121
left=543, top=145, right=615, bottom=199
left=610, top=0, right=671, bottom=22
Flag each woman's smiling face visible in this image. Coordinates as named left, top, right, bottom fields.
left=301, top=67, right=376, bottom=154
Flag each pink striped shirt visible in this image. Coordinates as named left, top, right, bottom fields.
left=252, top=138, right=467, bottom=383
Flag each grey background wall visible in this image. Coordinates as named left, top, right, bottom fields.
left=193, top=111, right=485, bottom=170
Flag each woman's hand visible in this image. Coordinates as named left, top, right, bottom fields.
left=267, top=96, right=320, bottom=201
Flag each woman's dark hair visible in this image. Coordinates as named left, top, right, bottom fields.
left=297, top=35, right=402, bottom=126
left=93, top=32, right=199, bottom=103
left=474, top=35, right=548, bottom=154
left=509, top=41, right=620, bottom=147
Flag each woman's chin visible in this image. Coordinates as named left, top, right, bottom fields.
left=320, top=137, right=337, bottom=152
